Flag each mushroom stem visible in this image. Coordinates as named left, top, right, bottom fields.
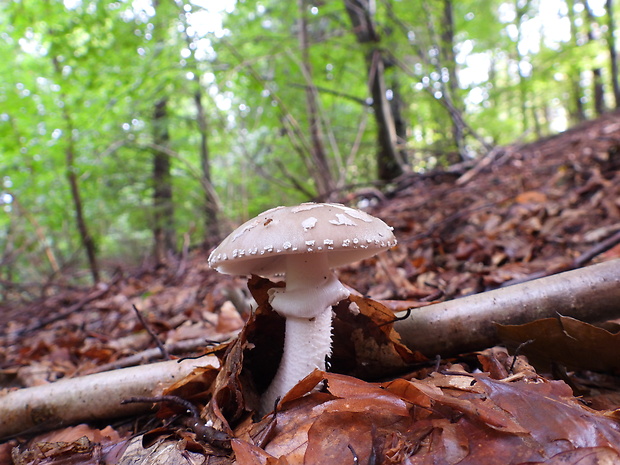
left=261, top=252, right=350, bottom=413
left=261, top=308, right=332, bottom=413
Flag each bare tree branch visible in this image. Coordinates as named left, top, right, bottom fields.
left=0, top=357, right=219, bottom=440
left=394, top=260, right=620, bottom=357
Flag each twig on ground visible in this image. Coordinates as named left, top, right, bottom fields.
left=501, top=229, right=620, bottom=287
left=88, top=331, right=239, bottom=374
left=122, top=395, right=200, bottom=418
left=132, top=304, right=170, bottom=360
left=11, top=281, right=115, bottom=337
left=510, top=339, right=534, bottom=373
left=573, top=229, right=620, bottom=268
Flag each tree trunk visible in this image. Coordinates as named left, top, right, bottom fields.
left=593, top=68, right=606, bottom=115
left=152, top=98, right=176, bottom=264
left=65, top=137, right=100, bottom=283
left=52, top=56, right=99, bottom=283
left=298, top=0, right=336, bottom=199
left=344, top=0, right=405, bottom=182
left=440, top=0, right=466, bottom=158
left=567, top=0, right=587, bottom=123
left=585, top=0, right=607, bottom=115
left=607, top=0, right=620, bottom=108
left=514, top=0, right=530, bottom=133
left=390, top=77, right=408, bottom=163
left=193, top=86, right=221, bottom=247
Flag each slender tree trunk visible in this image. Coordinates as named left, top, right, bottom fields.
left=152, top=99, right=176, bottom=264
left=52, top=57, right=99, bottom=283
left=175, top=2, right=221, bottom=247
left=298, top=0, right=336, bottom=199
left=193, top=86, right=221, bottom=247
left=593, top=68, right=606, bottom=115
left=65, top=142, right=100, bottom=283
left=514, top=0, right=530, bottom=133
left=390, top=77, right=408, bottom=163
left=370, top=51, right=405, bottom=181
left=440, top=0, right=466, bottom=158
left=606, top=0, right=620, bottom=108
left=567, top=0, right=587, bottom=123
left=344, top=0, right=405, bottom=182
left=585, top=0, right=606, bottom=114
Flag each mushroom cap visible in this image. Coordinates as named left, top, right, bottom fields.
left=208, top=202, right=397, bottom=277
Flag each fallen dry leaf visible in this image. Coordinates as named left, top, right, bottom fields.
left=497, top=316, right=620, bottom=373
left=246, top=371, right=620, bottom=464
left=11, top=424, right=130, bottom=465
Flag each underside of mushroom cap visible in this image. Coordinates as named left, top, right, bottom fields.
left=208, top=202, right=397, bottom=277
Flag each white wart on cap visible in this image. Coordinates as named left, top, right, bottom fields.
left=208, top=202, right=397, bottom=414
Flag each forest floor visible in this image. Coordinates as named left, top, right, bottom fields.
left=1, top=111, right=620, bottom=464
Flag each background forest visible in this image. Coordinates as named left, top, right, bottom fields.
left=0, top=0, right=618, bottom=288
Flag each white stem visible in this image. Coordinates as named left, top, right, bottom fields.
left=261, top=308, right=332, bottom=413
left=261, top=252, right=350, bottom=414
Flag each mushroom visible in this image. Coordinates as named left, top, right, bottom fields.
left=208, top=202, right=397, bottom=413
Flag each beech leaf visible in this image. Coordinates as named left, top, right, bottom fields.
left=496, top=316, right=620, bottom=372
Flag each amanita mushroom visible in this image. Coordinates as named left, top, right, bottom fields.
left=208, top=202, right=396, bottom=413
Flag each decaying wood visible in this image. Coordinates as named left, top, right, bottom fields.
left=394, top=259, right=620, bottom=357
left=0, top=356, right=218, bottom=440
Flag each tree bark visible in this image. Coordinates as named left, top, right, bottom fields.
left=152, top=98, right=176, bottom=264
left=394, top=260, right=620, bottom=358
left=65, top=136, right=100, bottom=283
left=344, top=0, right=406, bottom=182
left=390, top=77, right=408, bottom=162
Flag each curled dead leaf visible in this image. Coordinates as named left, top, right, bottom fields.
left=496, top=316, right=620, bottom=373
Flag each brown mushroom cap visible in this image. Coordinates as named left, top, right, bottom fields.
left=208, top=202, right=397, bottom=277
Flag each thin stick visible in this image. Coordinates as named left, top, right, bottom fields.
left=122, top=395, right=200, bottom=418
left=132, top=305, right=170, bottom=360
left=12, top=282, right=113, bottom=337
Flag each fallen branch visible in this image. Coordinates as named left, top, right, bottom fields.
left=0, top=356, right=218, bottom=439
left=393, top=259, right=620, bottom=357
